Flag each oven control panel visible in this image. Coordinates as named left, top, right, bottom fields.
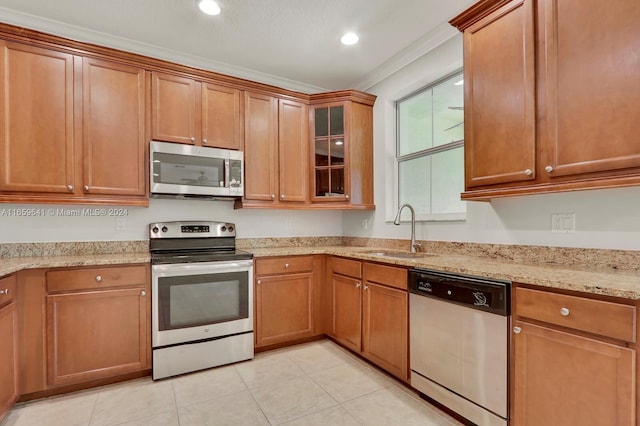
left=149, top=221, right=236, bottom=239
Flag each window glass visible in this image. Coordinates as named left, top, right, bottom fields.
left=396, top=70, right=465, bottom=220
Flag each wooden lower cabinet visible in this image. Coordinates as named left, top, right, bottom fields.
left=254, top=255, right=323, bottom=348
left=328, top=257, right=409, bottom=381
left=512, top=285, right=637, bottom=425
left=361, top=281, right=408, bottom=381
left=331, top=273, right=362, bottom=353
left=17, top=264, right=151, bottom=397
left=0, top=274, right=19, bottom=422
left=47, top=287, right=148, bottom=387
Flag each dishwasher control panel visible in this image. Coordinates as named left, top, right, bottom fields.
left=409, top=268, right=510, bottom=316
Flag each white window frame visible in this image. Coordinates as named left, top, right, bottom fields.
left=394, top=69, right=466, bottom=222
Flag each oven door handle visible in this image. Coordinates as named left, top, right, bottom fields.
left=224, top=158, right=230, bottom=188
left=152, top=260, right=253, bottom=275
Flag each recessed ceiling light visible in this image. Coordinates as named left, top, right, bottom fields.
left=335, top=140, right=344, bottom=146
left=341, top=32, right=359, bottom=46
left=454, top=79, right=464, bottom=86
left=198, top=0, right=221, bottom=16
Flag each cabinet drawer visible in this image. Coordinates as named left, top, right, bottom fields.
left=255, top=256, right=314, bottom=276
left=0, top=274, right=16, bottom=306
left=47, top=265, right=148, bottom=293
left=516, top=287, right=636, bottom=342
left=363, top=263, right=407, bottom=291
left=331, top=257, right=362, bottom=279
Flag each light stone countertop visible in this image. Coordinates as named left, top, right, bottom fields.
left=1, top=245, right=638, bottom=300
left=248, top=246, right=640, bottom=300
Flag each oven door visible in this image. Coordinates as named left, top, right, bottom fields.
left=151, top=259, right=253, bottom=347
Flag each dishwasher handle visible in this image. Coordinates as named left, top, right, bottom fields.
left=409, top=268, right=510, bottom=316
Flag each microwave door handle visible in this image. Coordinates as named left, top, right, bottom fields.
left=224, top=159, right=230, bottom=188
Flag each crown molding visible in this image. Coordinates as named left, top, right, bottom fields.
left=353, top=22, right=459, bottom=92
left=0, top=7, right=327, bottom=94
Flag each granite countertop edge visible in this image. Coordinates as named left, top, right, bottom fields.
left=1, top=247, right=638, bottom=300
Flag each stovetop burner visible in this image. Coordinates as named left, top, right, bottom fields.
left=149, top=220, right=252, bottom=264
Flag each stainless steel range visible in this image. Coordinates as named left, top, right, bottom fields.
left=149, top=221, right=254, bottom=380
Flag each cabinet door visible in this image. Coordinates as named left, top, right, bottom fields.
left=202, top=83, right=241, bottom=150
left=279, top=99, right=308, bottom=202
left=151, top=72, right=198, bottom=145
left=244, top=92, right=278, bottom=201
left=463, top=0, right=536, bottom=188
left=255, top=272, right=313, bottom=347
left=82, top=58, right=146, bottom=196
left=331, top=273, right=361, bottom=352
left=47, top=288, right=148, bottom=387
left=540, top=0, right=640, bottom=178
left=0, top=303, right=18, bottom=422
left=513, top=321, right=635, bottom=425
left=311, top=103, right=349, bottom=202
left=0, top=41, right=75, bottom=194
left=362, top=282, right=408, bottom=381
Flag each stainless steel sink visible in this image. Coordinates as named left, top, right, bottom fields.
left=362, top=250, right=437, bottom=259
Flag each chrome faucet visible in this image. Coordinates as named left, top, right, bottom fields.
left=393, top=203, right=420, bottom=253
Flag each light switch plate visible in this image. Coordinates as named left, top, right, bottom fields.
left=551, top=213, right=575, bottom=233
left=116, top=217, right=126, bottom=231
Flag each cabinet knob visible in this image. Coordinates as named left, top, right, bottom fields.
left=202, top=138, right=208, bottom=144
left=0, top=288, right=8, bottom=295
left=83, top=185, right=90, bottom=192
left=364, top=285, right=368, bottom=291
left=560, top=307, right=570, bottom=316
left=355, top=282, right=361, bottom=288
left=140, top=290, right=146, bottom=297
left=524, top=169, right=533, bottom=176
left=66, top=184, right=74, bottom=192
left=190, top=136, right=196, bottom=142
left=284, top=263, right=289, bottom=268
left=257, top=279, right=261, bottom=285
left=281, top=194, right=285, bottom=199
left=271, top=194, right=276, bottom=199
left=513, top=326, right=522, bottom=334
left=545, top=165, right=554, bottom=173
left=345, top=195, right=350, bottom=200
left=95, top=275, right=102, bottom=282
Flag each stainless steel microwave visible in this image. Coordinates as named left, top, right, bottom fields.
left=150, top=141, right=243, bottom=198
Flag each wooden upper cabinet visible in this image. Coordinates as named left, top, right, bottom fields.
left=151, top=72, right=243, bottom=149
left=243, top=91, right=278, bottom=201
left=309, top=98, right=374, bottom=208
left=459, top=0, right=536, bottom=188
left=82, top=58, right=146, bottom=196
left=452, top=0, right=640, bottom=199
left=151, top=72, right=199, bottom=145
left=278, top=99, right=308, bottom=202
left=0, top=41, right=75, bottom=194
left=540, top=0, right=640, bottom=178
left=202, top=83, right=242, bottom=150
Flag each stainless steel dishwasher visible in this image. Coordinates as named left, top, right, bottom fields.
left=409, top=268, right=511, bottom=426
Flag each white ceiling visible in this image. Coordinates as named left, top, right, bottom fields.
left=0, top=0, right=475, bottom=93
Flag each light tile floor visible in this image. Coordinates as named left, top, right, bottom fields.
left=1, top=340, right=463, bottom=426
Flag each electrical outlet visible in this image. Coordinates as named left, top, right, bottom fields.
left=116, top=217, right=127, bottom=231
left=551, top=213, right=575, bottom=233
left=361, top=218, right=368, bottom=230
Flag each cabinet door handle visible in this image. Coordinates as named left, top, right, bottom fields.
left=83, top=185, right=90, bottom=192
left=0, top=288, right=8, bottom=295
left=355, top=282, right=361, bottom=288
left=66, top=184, right=74, bottom=192
left=190, top=136, right=196, bottom=142
left=257, top=279, right=261, bottom=285
left=560, top=307, right=570, bottom=316
left=513, top=326, right=522, bottom=334
left=202, top=138, right=208, bottom=144
left=95, top=275, right=102, bottom=282
left=271, top=194, right=276, bottom=199
left=281, top=194, right=285, bottom=199
left=284, top=263, right=289, bottom=268
left=524, top=169, right=533, bottom=176
left=545, top=165, right=554, bottom=173
left=364, top=285, right=368, bottom=290
left=345, top=195, right=350, bottom=200
left=140, top=290, right=146, bottom=297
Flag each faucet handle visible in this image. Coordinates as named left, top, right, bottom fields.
left=412, top=242, right=423, bottom=252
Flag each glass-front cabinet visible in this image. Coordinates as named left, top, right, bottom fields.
left=311, top=103, right=349, bottom=202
